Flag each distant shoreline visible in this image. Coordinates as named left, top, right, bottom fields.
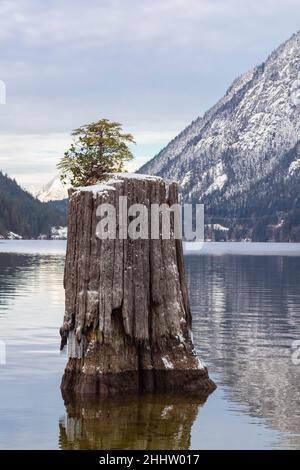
left=1, top=240, right=300, bottom=256
left=184, top=241, right=300, bottom=256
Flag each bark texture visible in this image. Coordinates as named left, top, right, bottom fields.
left=60, top=174, right=216, bottom=396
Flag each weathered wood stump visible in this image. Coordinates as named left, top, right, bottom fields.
left=60, top=174, right=216, bottom=396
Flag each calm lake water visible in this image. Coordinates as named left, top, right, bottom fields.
left=0, top=240, right=299, bottom=449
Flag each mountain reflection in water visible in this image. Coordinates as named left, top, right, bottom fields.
left=186, top=254, right=300, bottom=449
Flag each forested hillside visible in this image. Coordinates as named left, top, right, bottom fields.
left=0, top=171, right=66, bottom=239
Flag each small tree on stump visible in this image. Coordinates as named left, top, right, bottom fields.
left=58, top=119, right=135, bottom=187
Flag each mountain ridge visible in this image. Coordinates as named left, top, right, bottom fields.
left=34, top=176, right=70, bottom=202
left=139, top=30, right=300, bottom=241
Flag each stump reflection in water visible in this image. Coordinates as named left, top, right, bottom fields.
left=59, top=391, right=210, bottom=450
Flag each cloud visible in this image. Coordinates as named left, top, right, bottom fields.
left=0, top=0, right=298, bottom=49
left=0, top=0, right=299, bottom=187
left=0, top=128, right=175, bottom=188
left=0, top=132, right=69, bottom=187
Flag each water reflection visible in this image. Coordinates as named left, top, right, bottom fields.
left=1, top=244, right=300, bottom=449
left=0, top=254, right=34, bottom=311
left=0, top=253, right=65, bottom=314
left=0, top=250, right=66, bottom=449
left=185, top=255, right=300, bottom=449
left=59, top=392, right=208, bottom=450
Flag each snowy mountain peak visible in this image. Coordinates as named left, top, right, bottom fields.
left=139, top=30, right=300, bottom=199
left=35, top=177, right=70, bottom=202
left=138, top=30, right=300, bottom=241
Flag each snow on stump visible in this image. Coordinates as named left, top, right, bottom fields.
left=60, top=174, right=216, bottom=396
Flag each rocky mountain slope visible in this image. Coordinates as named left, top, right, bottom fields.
left=139, top=31, right=300, bottom=241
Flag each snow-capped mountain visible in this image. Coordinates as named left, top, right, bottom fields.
left=139, top=31, right=300, bottom=241
left=35, top=177, right=70, bottom=202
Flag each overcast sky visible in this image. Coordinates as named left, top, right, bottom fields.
left=0, top=0, right=299, bottom=190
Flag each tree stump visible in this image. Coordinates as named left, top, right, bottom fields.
left=60, top=174, right=216, bottom=396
